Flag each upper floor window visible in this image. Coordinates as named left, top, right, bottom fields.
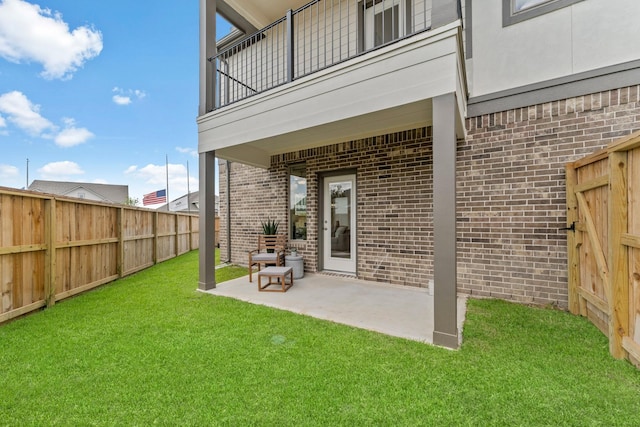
left=361, top=0, right=412, bottom=51
left=513, top=0, right=553, bottom=12
left=503, top=0, right=584, bottom=26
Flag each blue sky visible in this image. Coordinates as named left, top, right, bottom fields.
left=0, top=0, right=232, bottom=205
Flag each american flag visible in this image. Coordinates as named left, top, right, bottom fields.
left=143, top=189, right=167, bottom=205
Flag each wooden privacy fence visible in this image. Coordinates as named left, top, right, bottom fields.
left=0, top=188, right=214, bottom=325
left=566, top=130, right=640, bottom=367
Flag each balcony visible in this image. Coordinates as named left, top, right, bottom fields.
left=198, top=0, right=466, bottom=167
left=210, top=0, right=444, bottom=110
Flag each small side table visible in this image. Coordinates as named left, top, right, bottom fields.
left=285, top=255, right=304, bottom=279
left=257, top=266, right=293, bottom=292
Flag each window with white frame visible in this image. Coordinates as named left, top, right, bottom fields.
left=503, top=0, right=584, bottom=26
left=361, top=0, right=412, bottom=51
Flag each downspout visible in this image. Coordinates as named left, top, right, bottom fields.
left=226, top=160, right=232, bottom=263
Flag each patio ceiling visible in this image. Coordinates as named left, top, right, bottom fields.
left=215, top=100, right=435, bottom=169
left=220, top=0, right=311, bottom=29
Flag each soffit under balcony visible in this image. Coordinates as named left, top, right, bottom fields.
left=222, top=0, right=310, bottom=29
left=214, top=99, right=438, bottom=168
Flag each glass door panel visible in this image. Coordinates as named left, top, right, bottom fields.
left=323, top=175, right=356, bottom=273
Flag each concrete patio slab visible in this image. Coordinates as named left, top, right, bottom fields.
left=201, top=272, right=467, bottom=346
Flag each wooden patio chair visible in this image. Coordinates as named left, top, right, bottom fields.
left=248, top=234, right=286, bottom=282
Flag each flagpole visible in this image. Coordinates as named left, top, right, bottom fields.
left=166, top=154, right=170, bottom=211
left=186, top=160, right=191, bottom=213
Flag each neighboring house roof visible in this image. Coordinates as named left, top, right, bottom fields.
left=28, top=180, right=129, bottom=204
left=156, top=191, right=219, bottom=214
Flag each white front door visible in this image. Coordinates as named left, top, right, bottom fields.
left=322, top=175, right=356, bottom=273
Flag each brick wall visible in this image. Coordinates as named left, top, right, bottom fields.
left=219, top=85, right=640, bottom=307
left=220, top=128, right=436, bottom=287
left=218, top=161, right=288, bottom=265
left=460, top=86, right=640, bottom=306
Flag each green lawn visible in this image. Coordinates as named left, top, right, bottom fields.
left=1, top=251, right=639, bottom=426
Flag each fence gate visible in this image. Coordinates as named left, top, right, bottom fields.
left=566, top=130, right=640, bottom=367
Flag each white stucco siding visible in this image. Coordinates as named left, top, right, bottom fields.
left=470, top=0, right=640, bottom=97
left=571, top=2, right=640, bottom=74
left=471, top=0, right=572, bottom=96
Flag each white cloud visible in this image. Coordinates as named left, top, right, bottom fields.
left=176, top=146, right=198, bottom=158
left=112, top=95, right=131, bottom=106
left=112, top=87, right=146, bottom=106
left=55, top=127, right=93, bottom=147
left=54, top=118, right=93, bottom=147
left=0, top=163, right=19, bottom=179
left=124, top=165, right=138, bottom=174
left=0, top=92, right=94, bottom=146
left=0, top=0, right=102, bottom=80
left=136, top=163, right=181, bottom=186
left=38, top=160, right=84, bottom=180
left=0, top=90, right=54, bottom=135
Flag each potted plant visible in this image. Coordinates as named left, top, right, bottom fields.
left=260, top=217, right=280, bottom=235
left=290, top=247, right=298, bottom=257
left=260, top=217, right=280, bottom=253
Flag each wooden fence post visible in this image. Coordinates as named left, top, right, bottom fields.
left=117, top=207, right=124, bottom=277
left=566, top=163, right=580, bottom=314
left=153, top=211, right=159, bottom=265
left=175, top=213, right=179, bottom=258
left=44, top=197, right=57, bottom=307
left=189, top=214, right=193, bottom=252
left=608, top=150, right=629, bottom=359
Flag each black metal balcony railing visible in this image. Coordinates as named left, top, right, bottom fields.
left=209, top=0, right=455, bottom=111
